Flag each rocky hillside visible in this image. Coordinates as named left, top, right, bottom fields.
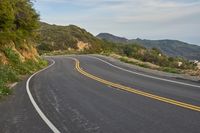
left=0, top=40, right=39, bottom=64
left=97, top=33, right=200, bottom=60
left=37, top=22, right=103, bottom=53
left=0, top=0, right=40, bottom=63
left=0, top=0, right=46, bottom=97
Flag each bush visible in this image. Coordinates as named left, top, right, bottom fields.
left=0, top=65, right=18, bottom=97
left=3, top=48, right=21, bottom=64
left=0, top=58, right=47, bottom=97
left=160, top=67, right=182, bottom=74
left=0, top=82, right=12, bottom=96
left=14, top=58, right=47, bottom=75
left=123, top=45, right=133, bottom=57
left=0, top=65, right=18, bottom=83
left=119, top=57, right=133, bottom=64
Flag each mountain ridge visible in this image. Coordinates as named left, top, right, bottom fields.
left=97, top=33, right=200, bottom=60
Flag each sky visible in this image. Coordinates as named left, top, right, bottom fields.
left=34, top=0, right=200, bottom=45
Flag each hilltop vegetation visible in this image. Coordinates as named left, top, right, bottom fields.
left=37, top=22, right=103, bottom=53
left=0, top=0, right=39, bottom=43
left=0, top=0, right=46, bottom=97
left=97, top=33, right=200, bottom=60
left=101, top=41, right=197, bottom=74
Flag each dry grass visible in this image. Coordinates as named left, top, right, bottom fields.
left=109, top=53, right=160, bottom=69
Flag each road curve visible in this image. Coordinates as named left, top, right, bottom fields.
left=73, top=57, right=200, bottom=112
left=0, top=55, right=200, bottom=133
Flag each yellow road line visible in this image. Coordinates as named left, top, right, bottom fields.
left=73, top=58, right=200, bottom=112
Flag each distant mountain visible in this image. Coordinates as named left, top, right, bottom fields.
left=97, top=33, right=128, bottom=43
left=97, top=33, right=200, bottom=60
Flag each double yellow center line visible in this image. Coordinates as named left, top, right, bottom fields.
left=73, top=58, right=200, bottom=112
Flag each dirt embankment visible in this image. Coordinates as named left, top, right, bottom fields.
left=0, top=40, right=39, bottom=64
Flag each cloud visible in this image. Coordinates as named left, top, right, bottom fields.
left=35, top=0, right=200, bottom=44
left=116, top=4, right=200, bottom=23
left=36, top=0, right=200, bottom=23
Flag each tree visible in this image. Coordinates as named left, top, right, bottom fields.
left=0, top=0, right=40, bottom=38
left=0, top=0, right=14, bottom=31
left=123, top=45, right=133, bottom=57
left=13, top=0, right=40, bottom=36
left=152, top=47, right=161, bottom=55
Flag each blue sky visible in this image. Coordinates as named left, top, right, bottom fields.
left=34, top=0, right=200, bottom=45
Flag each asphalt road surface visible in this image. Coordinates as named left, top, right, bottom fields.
left=0, top=55, right=200, bottom=133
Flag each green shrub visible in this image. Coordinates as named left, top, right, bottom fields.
left=4, top=48, right=21, bottom=64
left=160, top=67, right=182, bottom=74
left=0, top=83, right=11, bottom=96
left=119, top=57, right=133, bottom=64
left=138, top=63, right=149, bottom=68
left=0, top=79, right=11, bottom=98
left=0, top=65, right=17, bottom=97
left=14, top=58, right=47, bottom=75
left=0, top=65, right=18, bottom=83
left=0, top=57, right=47, bottom=97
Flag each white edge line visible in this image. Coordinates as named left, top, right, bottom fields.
left=89, top=56, right=200, bottom=88
left=26, top=59, right=61, bottom=133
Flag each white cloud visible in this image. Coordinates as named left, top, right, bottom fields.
left=35, top=0, right=200, bottom=44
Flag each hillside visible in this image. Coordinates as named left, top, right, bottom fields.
left=0, top=0, right=47, bottom=97
left=37, top=22, right=103, bottom=53
left=97, top=33, right=128, bottom=43
left=97, top=33, right=200, bottom=60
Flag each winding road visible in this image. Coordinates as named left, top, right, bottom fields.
left=0, top=55, right=200, bottom=133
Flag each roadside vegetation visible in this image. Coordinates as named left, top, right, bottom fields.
left=0, top=0, right=47, bottom=98
left=36, top=22, right=199, bottom=76
left=0, top=54, right=47, bottom=98
left=101, top=42, right=198, bottom=75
